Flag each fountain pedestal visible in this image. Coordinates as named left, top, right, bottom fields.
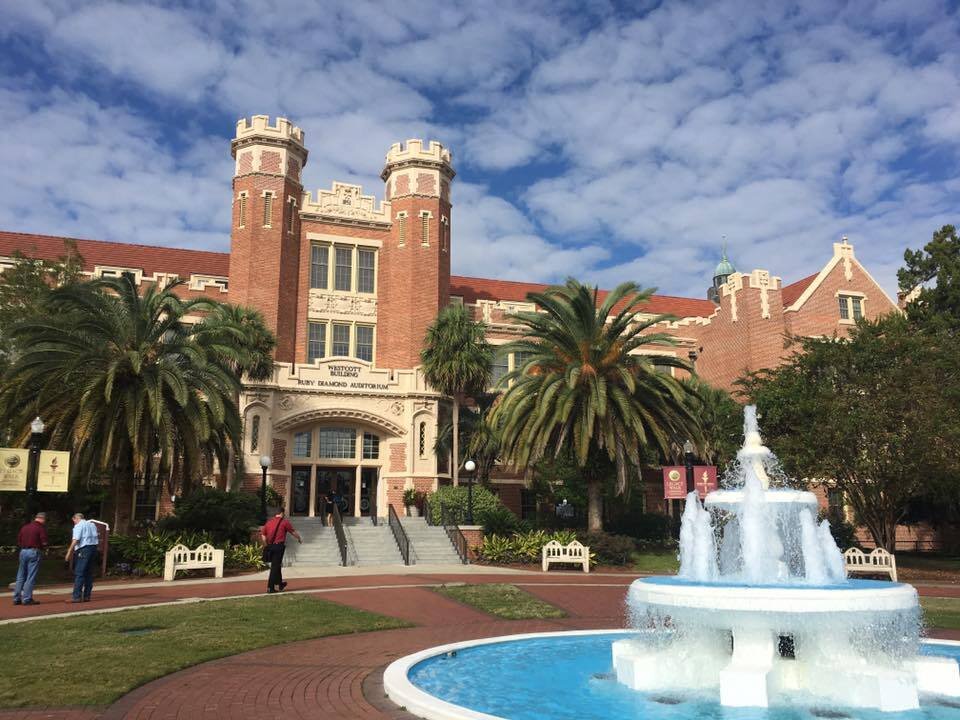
left=719, top=628, right=775, bottom=707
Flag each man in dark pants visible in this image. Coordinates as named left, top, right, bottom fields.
left=260, top=508, right=302, bottom=593
left=13, top=511, right=48, bottom=605
left=64, top=513, right=99, bottom=603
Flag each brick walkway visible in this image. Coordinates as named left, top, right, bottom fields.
left=2, top=574, right=958, bottom=719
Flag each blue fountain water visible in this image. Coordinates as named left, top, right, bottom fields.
left=408, top=633, right=960, bottom=720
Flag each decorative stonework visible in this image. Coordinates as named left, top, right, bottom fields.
left=300, top=182, right=391, bottom=226
left=308, top=291, right=378, bottom=319
left=274, top=407, right=405, bottom=436
left=836, top=237, right=854, bottom=281
left=750, top=270, right=772, bottom=319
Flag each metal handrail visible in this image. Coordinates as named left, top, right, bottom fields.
left=440, top=502, right=470, bottom=564
left=388, top=504, right=412, bottom=565
left=331, top=504, right=351, bottom=566
left=422, top=496, right=434, bottom=526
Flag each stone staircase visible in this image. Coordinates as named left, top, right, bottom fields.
left=344, top=518, right=405, bottom=565
left=284, top=520, right=342, bottom=567
left=401, top=516, right=465, bottom=565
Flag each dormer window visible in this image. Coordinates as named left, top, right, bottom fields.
left=838, top=294, right=864, bottom=322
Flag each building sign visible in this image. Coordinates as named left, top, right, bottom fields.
left=294, top=361, right=391, bottom=392
left=37, top=450, right=70, bottom=492
left=662, top=465, right=719, bottom=500
left=0, top=449, right=28, bottom=491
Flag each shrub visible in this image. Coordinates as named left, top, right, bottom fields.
left=477, top=529, right=578, bottom=564
left=161, top=487, right=260, bottom=544
left=428, top=485, right=503, bottom=525
left=482, top=505, right=519, bottom=536
left=577, top=531, right=637, bottom=565
left=606, top=511, right=677, bottom=547
left=110, top=529, right=265, bottom=575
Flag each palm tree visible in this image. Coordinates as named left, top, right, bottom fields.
left=492, top=279, right=703, bottom=531
left=0, top=276, right=247, bottom=530
left=421, top=305, right=494, bottom=485
left=680, top=378, right=742, bottom=468
left=434, top=393, right=501, bottom=485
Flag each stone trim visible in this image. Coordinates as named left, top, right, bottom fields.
left=273, top=407, right=405, bottom=436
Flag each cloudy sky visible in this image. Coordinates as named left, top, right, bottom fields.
left=1, top=1, right=957, bottom=298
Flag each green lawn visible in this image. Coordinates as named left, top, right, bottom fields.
left=921, top=597, right=960, bottom=631
left=899, top=553, right=960, bottom=573
left=631, top=550, right=680, bottom=574
left=0, top=594, right=409, bottom=708
left=434, top=583, right=567, bottom=619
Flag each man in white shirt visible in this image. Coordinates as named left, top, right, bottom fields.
left=64, top=513, right=99, bottom=603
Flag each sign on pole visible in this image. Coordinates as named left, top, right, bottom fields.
left=0, top=449, right=29, bottom=491
left=662, top=465, right=719, bottom=500
left=37, top=450, right=70, bottom=492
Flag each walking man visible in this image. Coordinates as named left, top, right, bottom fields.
left=64, top=513, right=99, bottom=603
left=13, top=512, right=48, bottom=606
left=260, top=507, right=301, bottom=594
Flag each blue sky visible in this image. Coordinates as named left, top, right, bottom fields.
left=1, top=0, right=958, bottom=298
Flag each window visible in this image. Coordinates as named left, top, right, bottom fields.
left=308, top=322, right=326, bottom=362
left=238, top=193, right=247, bottom=228
left=332, top=323, right=351, bottom=356
left=250, top=415, right=260, bottom=453
left=319, top=428, right=356, bottom=458
left=286, top=197, right=296, bottom=235
left=420, top=212, right=430, bottom=245
left=356, top=325, right=374, bottom=362
left=362, top=432, right=380, bottom=460
left=133, top=482, right=158, bottom=523
left=492, top=353, right=509, bottom=385
left=513, top=351, right=535, bottom=373
left=441, top=216, right=449, bottom=252
left=398, top=212, right=407, bottom=245
left=310, top=244, right=328, bottom=289
left=335, top=246, right=352, bottom=291
left=838, top=295, right=864, bottom=322
left=293, top=431, right=312, bottom=458
left=419, top=422, right=427, bottom=458
left=357, top=249, right=375, bottom=293
left=651, top=358, right=674, bottom=376
left=262, top=192, right=274, bottom=227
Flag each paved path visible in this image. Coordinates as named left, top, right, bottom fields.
left=2, top=573, right=959, bottom=719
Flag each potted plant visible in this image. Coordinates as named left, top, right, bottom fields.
left=403, top=488, right=419, bottom=517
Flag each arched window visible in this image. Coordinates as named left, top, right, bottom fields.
left=250, top=415, right=261, bottom=453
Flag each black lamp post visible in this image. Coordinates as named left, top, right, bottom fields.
left=259, top=454, right=271, bottom=524
left=25, top=416, right=44, bottom=521
left=464, top=459, right=476, bottom=524
left=683, top=439, right=695, bottom=494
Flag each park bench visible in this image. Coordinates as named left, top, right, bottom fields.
left=844, top=547, right=897, bottom=581
left=163, top=543, right=224, bottom=581
left=542, top=540, right=590, bottom=573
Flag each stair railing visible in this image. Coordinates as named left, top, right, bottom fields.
left=422, top=496, right=434, bottom=526
left=440, top=502, right=470, bottom=564
left=331, top=504, right=355, bottom=566
left=388, top=504, right=413, bottom=565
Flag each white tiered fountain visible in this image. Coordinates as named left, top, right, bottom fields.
left=613, top=406, right=960, bottom=712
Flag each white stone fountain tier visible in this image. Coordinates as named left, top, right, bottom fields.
left=704, top=487, right=819, bottom=510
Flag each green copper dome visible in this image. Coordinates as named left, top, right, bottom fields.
left=713, top=250, right=735, bottom=278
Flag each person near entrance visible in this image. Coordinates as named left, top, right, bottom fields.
left=324, top=492, right=335, bottom=526
left=316, top=492, right=328, bottom=526
left=13, top=512, right=48, bottom=606
left=260, top=508, right=302, bottom=594
left=64, top=513, right=99, bottom=603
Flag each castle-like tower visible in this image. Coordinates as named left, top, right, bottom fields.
left=229, top=116, right=307, bottom=363
left=378, top=141, right=455, bottom=368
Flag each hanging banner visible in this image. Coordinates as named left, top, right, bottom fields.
left=0, top=449, right=29, bottom=491
left=37, top=450, right=70, bottom=492
left=662, top=465, right=719, bottom=500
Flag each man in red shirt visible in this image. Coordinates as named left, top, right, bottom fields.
left=13, top=512, right=48, bottom=606
left=260, top=508, right=302, bottom=593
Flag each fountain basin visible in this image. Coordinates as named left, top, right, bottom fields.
left=705, top=488, right=819, bottom=510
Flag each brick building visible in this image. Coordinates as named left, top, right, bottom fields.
left=0, top=115, right=899, bottom=525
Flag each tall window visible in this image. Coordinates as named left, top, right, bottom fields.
left=310, top=245, right=328, bottom=289
left=357, top=249, right=375, bottom=293
left=420, top=212, right=430, bottom=245
left=355, top=325, right=374, bottom=362
left=335, top=247, right=352, bottom=291
left=250, top=415, right=260, bottom=453
left=838, top=295, right=864, bottom=321
left=491, top=353, right=509, bottom=385
left=308, top=322, right=326, bottom=362
left=286, top=197, right=296, bottom=234
left=238, top=193, right=247, bottom=228
left=418, top=422, right=427, bottom=458
left=851, top=296, right=863, bottom=320
left=262, top=192, right=274, bottom=227
left=362, top=432, right=380, bottom=459
left=441, top=216, right=449, bottom=252
left=398, top=213, right=407, bottom=245
left=332, top=323, right=351, bottom=356
left=513, top=351, right=534, bottom=374
left=319, top=428, right=356, bottom=458
left=293, top=431, right=312, bottom=457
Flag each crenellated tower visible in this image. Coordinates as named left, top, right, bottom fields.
left=378, top=140, right=456, bottom=369
left=229, top=115, right=307, bottom=363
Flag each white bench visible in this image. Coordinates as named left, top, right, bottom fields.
left=163, top=543, right=224, bottom=581
left=542, top=540, right=590, bottom=573
left=844, top=547, right=897, bottom=581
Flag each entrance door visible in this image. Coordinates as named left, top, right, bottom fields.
left=360, top=467, right=378, bottom=517
left=291, top=466, right=311, bottom=516
left=316, top=467, right=355, bottom=517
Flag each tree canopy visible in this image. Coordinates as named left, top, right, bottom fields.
left=898, top=223, right=960, bottom=333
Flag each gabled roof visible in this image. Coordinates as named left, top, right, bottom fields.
left=450, top=275, right=717, bottom=318
left=0, top=231, right=230, bottom=278
left=781, top=273, right=818, bottom=307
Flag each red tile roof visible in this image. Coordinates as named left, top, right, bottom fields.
left=781, top=272, right=818, bottom=307
left=0, top=231, right=229, bottom=278
left=450, top=275, right=717, bottom=318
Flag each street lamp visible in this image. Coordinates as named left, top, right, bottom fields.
left=25, top=416, right=44, bottom=521
left=259, top=454, right=271, bottom=524
left=683, top=439, right=695, bottom=494
left=464, top=459, right=476, bottom=524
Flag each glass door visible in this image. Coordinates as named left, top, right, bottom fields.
left=291, top=466, right=311, bottom=515
left=317, top=467, right=355, bottom=517
left=360, top=467, right=378, bottom=517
